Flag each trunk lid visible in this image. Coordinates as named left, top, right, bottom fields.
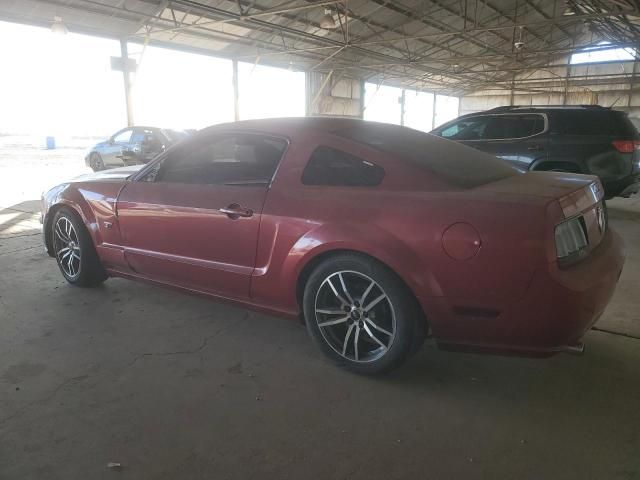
left=474, top=171, right=598, bottom=202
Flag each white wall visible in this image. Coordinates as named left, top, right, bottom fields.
left=307, top=72, right=362, bottom=117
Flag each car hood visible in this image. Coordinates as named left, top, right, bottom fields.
left=73, top=165, right=143, bottom=182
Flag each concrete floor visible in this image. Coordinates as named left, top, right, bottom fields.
left=1, top=150, right=639, bottom=479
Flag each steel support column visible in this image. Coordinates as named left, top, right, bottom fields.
left=120, top=39, right=134, bottom=127
left=232, top=59, right=240, bottom=121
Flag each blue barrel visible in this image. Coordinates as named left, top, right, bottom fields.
left=45, top=136, right=56, bottom=149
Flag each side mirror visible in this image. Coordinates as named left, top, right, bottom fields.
left=108, top=138, right=114, bottom=145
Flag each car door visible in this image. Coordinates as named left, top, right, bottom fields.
left=477, top=114, right=548, bottom=171
left=123, top=128, right=163, bottom=165
left=102, top=128, right=134, bottom=167
left=115, top=132, right=287, bottom=300
left=141, top=129, right=167, bottom=162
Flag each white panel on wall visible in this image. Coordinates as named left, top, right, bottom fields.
left=309, top=72, right=362, bottom=117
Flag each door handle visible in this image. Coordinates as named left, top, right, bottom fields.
left=527, top=145, right=542, bottom=151
left=219, top=204, right=253, bottom=219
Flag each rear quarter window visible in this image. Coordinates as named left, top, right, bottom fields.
left=302, top=146, right=385, bottom=187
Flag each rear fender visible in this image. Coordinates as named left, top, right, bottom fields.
left=280, top=222, right=442, bottom=317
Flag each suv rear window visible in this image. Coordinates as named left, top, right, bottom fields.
left=550, top=110, right=638, bottom=137
left=336, top=124, right=519, bottom=189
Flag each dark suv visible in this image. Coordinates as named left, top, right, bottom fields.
left=431, top=105, right=640, bottom=198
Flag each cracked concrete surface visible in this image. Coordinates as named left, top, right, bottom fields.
left=0, top=152, right=639, bottom=479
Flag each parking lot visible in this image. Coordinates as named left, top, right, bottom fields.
left=1, top=148, right=639, bottom=479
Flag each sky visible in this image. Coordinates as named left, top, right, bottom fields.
left=0, top=21, right=306, bottom=138
left=0, top=21, right=125, bottom=137
left=0, top=19, right=457, bottom=140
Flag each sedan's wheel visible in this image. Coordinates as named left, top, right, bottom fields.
left=52, top=208, right=107, bottom=287
left=53, top=216, right=81, bottom=279
left=303, top=254, right=425, bottom=374
left=89, top=153, right=104, bottom=171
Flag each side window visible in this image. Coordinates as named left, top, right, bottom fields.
left=154, top=134, right=287, bottom=185
left=519, top=114, right=545, bottom=137
left=302, top=146, right=384, bottom=187
left=113, top=129, right=133, bottom=144
left=484, top=114, right=545, bottom=140
left=130, top=130, right=147, bottom=143
left=133, top=129, right=163, bottom=150
left=551, top=111, right=620, bottom=136
left=439, top=117, right=490, bottom=140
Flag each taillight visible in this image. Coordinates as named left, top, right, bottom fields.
left=555, top=215, right=588, bottom=266
left=612, top=140, right=640, bottom=153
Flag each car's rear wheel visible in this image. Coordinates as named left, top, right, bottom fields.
left=52, top=208, right=107, bottom=287
left=303, top=254, right=425, bottom=374
left=89, top=152, right=104, bottom=171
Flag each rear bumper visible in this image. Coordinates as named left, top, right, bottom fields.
left=429, top=228, right=625, bottom=356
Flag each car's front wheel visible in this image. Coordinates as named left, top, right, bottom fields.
left=52, top=208, right=107, bottom=287
left=303, top=253, right=425, bottom=374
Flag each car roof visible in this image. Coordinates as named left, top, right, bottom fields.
left=199, top=117, right=376, bottom=138
left=481, top=105, right=613, bottom=114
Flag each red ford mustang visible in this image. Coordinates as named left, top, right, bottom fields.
left=42, top=118, right=625, bottom=374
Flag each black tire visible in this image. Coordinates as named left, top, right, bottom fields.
left=89, top=152, right=104, bottom=171
left=51, top=207, right=107, bottom=287
left=303, top=253, right=425, bottom=374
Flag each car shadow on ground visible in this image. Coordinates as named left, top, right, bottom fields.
left=0, top=200, right=42, bottom=238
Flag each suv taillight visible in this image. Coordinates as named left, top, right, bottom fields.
left=612, top=140, right=640, bottom=153
left=555, top=215, right=588, bottom=266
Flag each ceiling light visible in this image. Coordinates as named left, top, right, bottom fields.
left=51, top=16, right=68, bottom=35
left=320, top=8, right=336, bottom=29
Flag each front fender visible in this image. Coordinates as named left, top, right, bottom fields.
left=43, top=182, right=124, bottom=254
left=43, top=184, right=95, bottom=254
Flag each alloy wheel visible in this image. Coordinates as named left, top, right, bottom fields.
left=314, top=270, right=396, bottom=363
left=53, top=217, right=81, bottom=278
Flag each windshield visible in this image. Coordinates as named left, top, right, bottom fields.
left=335, top=123, right=520, bottom=189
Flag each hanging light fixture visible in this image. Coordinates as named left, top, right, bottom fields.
left=320, top=8, right=337, bottom=29
left=51, top=16, right=68, bottom=35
